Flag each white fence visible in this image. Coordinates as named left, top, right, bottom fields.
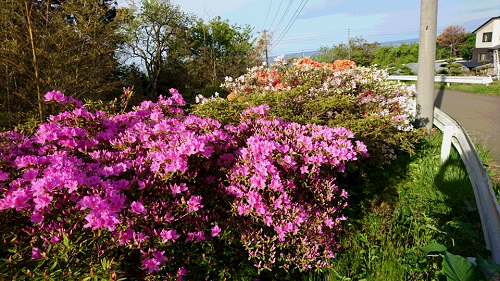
left=408, top=100, right=500, bottom=264
left=389, top=75, right=493, bottom=86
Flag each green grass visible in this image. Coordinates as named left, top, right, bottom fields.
left=402, top=79, right=500, bottom=96
left=435, top=79, right=500, bottom=96
left=306, top=131, right=492, bottom=281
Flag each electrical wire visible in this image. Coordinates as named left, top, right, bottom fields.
left=271, top=0, right=309, bottom=49
left=271, top=0, right=295, bottom=34
left=265, top=13, right=479, bottom=56
left=268, top=0, right=284, bottom=30
left=262, top=0, right=273, bottom=30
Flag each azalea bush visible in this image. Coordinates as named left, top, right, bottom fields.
left=191, top=56, right=425, bottom=171
left=0, top=89, right=367, bottom=280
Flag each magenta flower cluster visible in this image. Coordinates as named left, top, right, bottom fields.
left=0, top=89, right=367, bottom=278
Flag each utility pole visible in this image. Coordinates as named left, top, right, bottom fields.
left=258, top=30, right=270, bottom=67
left=416, top=0, right=438, bottom=130
left=263, top=29, right=269, bottom=67
left=494, top=49, right=500, bottom=80
left=348, top=28, right=351, bottom=60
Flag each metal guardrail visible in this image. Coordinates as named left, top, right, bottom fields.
left=389, top=75, right=493, bottom=85
left=408, top=100, right=500, bottom=264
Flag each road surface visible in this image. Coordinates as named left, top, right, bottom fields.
left=432, top=88, right=500, bottom=173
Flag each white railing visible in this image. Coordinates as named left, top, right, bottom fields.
left=409, top=100, right=500, bottom=264
left=389, top=75, right=493, bottom=85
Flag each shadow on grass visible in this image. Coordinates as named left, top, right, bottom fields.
left=432, top=150, right=489, bottom=258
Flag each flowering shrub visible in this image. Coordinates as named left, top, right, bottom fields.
left=0, top=89, right=367, bottom=279
left=192, top=56, right=425, bottom=168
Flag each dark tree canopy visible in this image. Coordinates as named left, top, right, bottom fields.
left=0, top=0, right=123, bottom=126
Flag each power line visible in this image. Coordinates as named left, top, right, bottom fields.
left=268, top=23, right=477, bottom=55
left=271, top=0, right=295, bottom=34
left=271, top=0, right=308, bottom=49
left=268, top=0, right=284, bottom=30
left=262, top=0, right=273, bottom=30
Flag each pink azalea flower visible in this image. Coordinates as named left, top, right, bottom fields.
left=160, top=229, right=179, bottom=243
left=33, top=193, right=53, bottom=210
left=130, top=201, right=146, bottom=214
left=178, top=267, right=187, bottom=277
left=195, top=231, right=206, bottom=242
left=187, top=196, right=202, bottom=212
left=170, top=183, right=188, bottom=194
left=30, top=212, right=44, bottom=224
left=23, top=169, right=38, bottom=181
left=69, top=97, right=83, bottom=107
left=142, top=257, right=159, bottom=274
left=31, top=247, right=43, bottom=259
left=44, top=90, right=67, bottom=104
left=211, top=225, right=221, bottom=237
left=0, top=170, right=8, bottom=181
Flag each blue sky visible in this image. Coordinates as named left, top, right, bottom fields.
left=171, top=0, right=500, bottom=56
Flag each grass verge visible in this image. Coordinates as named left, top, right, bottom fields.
left=435, top=79, right=500, bottom=96
left=307, top=130, right=493, bottom=281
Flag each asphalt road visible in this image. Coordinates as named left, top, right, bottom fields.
left=432, top=88, right=500, bottom=169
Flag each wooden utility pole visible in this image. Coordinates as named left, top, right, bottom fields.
left=416, top=0, right=438, bottom=130
left=348, top=28, right=351, bottom=60
left=263, top=29, right=269, bottom=67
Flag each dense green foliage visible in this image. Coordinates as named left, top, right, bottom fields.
left=0, top=0, right=260, bottom=130
left=0, top=0, right=123, bottom=127
left=120, top=0, right=259, bottom=104
left=372, top=43, right=419, bottom=74
left=121, top=0, right=194, bottom=99
left=186, top=16, right=259, bottom=102
left=312, top=36, right=380, bottom=67
left=313, top=25, right=476, bottom=75
left=323, top=132, right=492, bottom=280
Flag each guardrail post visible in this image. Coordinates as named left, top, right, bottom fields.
left=441, top=125, right=455, bottom=162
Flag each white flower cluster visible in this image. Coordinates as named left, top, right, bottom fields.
left=195, top=92, right=223, bottom=105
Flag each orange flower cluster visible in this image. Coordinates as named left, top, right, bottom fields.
left=295, top=57, right=356, bottom=72
left=226, top=58, right=355, bottom=101
left=255, top=69, right=284, bottom=90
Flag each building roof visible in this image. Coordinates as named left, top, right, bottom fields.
left=459, top=61, right=487, bottom=69
left=472, top=16, right=500, bottom=34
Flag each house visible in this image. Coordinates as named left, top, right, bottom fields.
left=472, top=16, right=500, bottom=62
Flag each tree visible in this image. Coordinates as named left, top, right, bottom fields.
left=312, top=44, right=349, bottom=63
left=122, top=0, right=193, bottom=98
left=254, top=29, right=273, bottom=66
left=437, top=25, right=468, bottom=57
left=185, top=16, right=256, bottom=100
left=312, top=36, right=379, bottom=66
left=349, top=36, right=380, bottom=66
left=458, top=33, right=475, bottom=61
left=0, top=0, right=123, bottom=126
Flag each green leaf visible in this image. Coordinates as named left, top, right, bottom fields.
left=62, top=232, right=70, bottom=248
left=426, top=224, right=447, bottom=234
left=447, top=221, right=482, bottom=241
left=475, top=255, right=500, bottom=274
left=420, top=243, right=447, bottom=255
left=441, top=251, right=485, bottom=281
